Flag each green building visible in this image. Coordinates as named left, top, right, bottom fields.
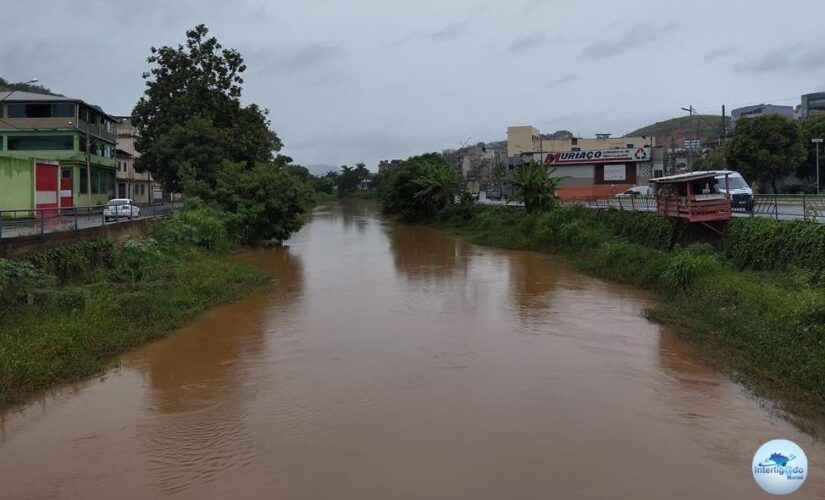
left=0, top=90, right=117, bottom=211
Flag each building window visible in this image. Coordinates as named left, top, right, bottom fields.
left=91, top=168, right=112, bottom=194
left=571, top=138, right=578, bottom=145
left=571, top=147, right=581, bottom=152
left=79, top=168, right=88, bottom=194
left=53, top=103, right=75, bottom=118
left=8, top=135, right=74, bottom=151
left=5, top=102, right=75, bottom=118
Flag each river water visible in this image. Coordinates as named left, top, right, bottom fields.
left=1, top=200, right=823, bottom=499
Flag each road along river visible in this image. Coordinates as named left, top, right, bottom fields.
left=0, top=200, right=823, bottom=499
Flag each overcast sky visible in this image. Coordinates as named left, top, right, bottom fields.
left=3, top=0, right=824, bottom=169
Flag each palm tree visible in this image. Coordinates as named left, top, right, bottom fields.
left=412, top=162, right=460, bottom=219
left=513, top=160, right=564, bottom=213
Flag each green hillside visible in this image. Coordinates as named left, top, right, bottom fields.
left=630, top=115, right=725, bottom=143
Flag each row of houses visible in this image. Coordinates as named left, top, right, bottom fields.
left=0, top=90, right=160, bottom=213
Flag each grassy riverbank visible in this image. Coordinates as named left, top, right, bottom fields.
left=0, top=209, right=268, bottom=406
left=436, top=204, right=825, bottom=429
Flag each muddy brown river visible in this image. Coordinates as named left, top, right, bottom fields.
left=1, top=200, right=823, bottom=499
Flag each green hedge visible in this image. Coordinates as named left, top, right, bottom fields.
left=27, top=239, right=113, bottom=284
left=725, top=218, right=825, bottom=272
left=598, top=209, right=675, bottom=250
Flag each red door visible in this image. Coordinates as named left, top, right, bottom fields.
left=35, top=163, right=58, bottom=216
left=60, top=167, right=73, bottom=209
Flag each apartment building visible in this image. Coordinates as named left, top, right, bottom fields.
left=115, top=117, right=159, bottom=203
left=0, top=91, right=117, bottom=210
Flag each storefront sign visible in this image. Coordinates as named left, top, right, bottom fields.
left=535, top=147, right=650, bottom=166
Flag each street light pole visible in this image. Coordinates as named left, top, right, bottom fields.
left=814, top=138, right=823, bottom=195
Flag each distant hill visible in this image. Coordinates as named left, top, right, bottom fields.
left=629, top=115, right=725, bottom=147
left=0, top=77, right=59, bottom=96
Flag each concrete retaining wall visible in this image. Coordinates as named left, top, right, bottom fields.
left=0, top=218, right=156, bottom=259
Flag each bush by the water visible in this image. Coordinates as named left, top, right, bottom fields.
left=726, top=217, right=825, bottom=272
left=27, top=239, right=113, bottom=284
left=380, top=153, right=460, bottom=222
left=0, top=204, right=270, bottom=406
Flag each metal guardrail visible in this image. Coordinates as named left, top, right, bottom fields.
left=556, top=194, right=825, bottom=222
left=0, top=202, right=182, bottom=239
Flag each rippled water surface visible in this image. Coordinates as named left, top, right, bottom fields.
left=1, top=200, right=823, bottom=499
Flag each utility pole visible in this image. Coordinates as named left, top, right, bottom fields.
left=813, top=138, right=823, bottom=195
left=681, top=106, right=695, bottom=171
left=721, top=105, right=727, bottom=170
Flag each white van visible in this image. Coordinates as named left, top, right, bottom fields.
left=712, top=170, right=754, bottom=211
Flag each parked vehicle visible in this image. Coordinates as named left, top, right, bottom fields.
left=615, top=185, right=651, bottom=198
left=712, top=170, right=754, bottom=211
left=486, top=187, right=503, bottom=201
left=103, top=199, right=141, bottom=221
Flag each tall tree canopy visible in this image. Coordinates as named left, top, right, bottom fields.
left=132, top=25, right=281, bottom=191
left=380, top=154, right=459, bottom=221
left=727, top=115, right=806, bottom=193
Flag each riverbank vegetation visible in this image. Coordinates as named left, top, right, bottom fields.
left=380, top=154, right=825, bottom=428
left=0, top=25, right=334, bottom=406
left=0, top=207, right=268, bottom=405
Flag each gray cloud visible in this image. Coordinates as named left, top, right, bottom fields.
left=430, top=19, right=471, bottom=41
left=393, top=18, right=474, bottom=47
left=581, top=23, right=673, bottom=60
left=2, top=0, right=823, bottom=169
left=733, top=45, right=825, bottom=74
left=255, top=44, right=341, bottom=73
left=548, top=74, right=578, bottom=88
left=505, top=32, right=544, bottom=53
left=704, top=45, right=736, bottom=61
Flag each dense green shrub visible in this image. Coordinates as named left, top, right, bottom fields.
left=726, top=218, right=825, bottom=272
left=599, top=209, right=674, bottom=250
left=380, top=154, right=459, bottom=222
left=112, top=239, right=164, bottom=282
left=155, top=203, right=232, bottom=251
left=660, top=249, right=722, bottom=290
left=0, top=259, right=48, bottom=305
left=213, top=161, right=311, bottom=244
left=27, top=239, right=113, bottom=283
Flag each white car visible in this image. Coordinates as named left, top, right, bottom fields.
left=104, top=199, right=141, bottom=221
left=615, top=185, right=651, bottom=197
left=712, top=170, right=754, bottom=211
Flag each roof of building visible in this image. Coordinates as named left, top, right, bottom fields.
left=0, top=90, right=116, bottom=120
left=0, top=90, right=74, bottom=102
left=650, top=170, right=733, bottom=184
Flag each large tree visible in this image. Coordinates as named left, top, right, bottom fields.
left=727, top=115, right=806, bottom=193
left=380, top=154, right=459, bottom=221
left=132, top=25, right=280, bottom=192
left=336, top=165, right=361, bottom=195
